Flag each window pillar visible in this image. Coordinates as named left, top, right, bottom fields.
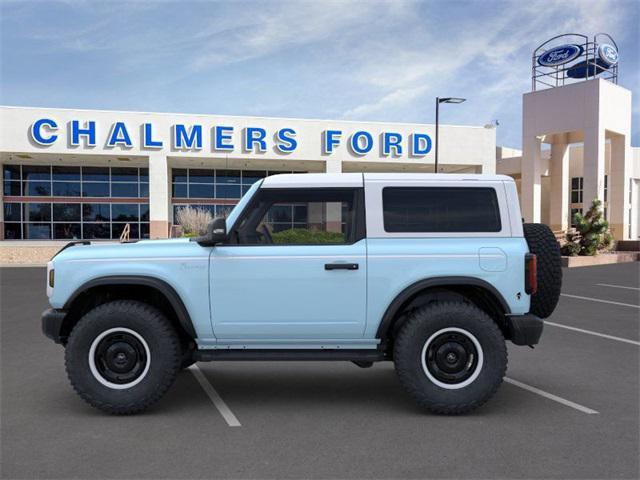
left=609, top=133, right=631, bottom=240
left=582, top=126, right=606, bottom=211
left=149, top=153, right=170, bottom=239
left=549, top=136, right=569, bottom=232
left=521, top=135, right=542, bottom=222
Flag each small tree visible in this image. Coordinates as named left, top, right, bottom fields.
left=175, top=206, right=213, bottom=237
left=561, top=199, right=614, bottom=256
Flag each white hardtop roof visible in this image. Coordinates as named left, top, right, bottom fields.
left=261, top=172, right=514, bottom=188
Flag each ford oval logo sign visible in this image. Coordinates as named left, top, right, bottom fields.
left=538, top=44, right=583, bottom=67
left=598, top=44, right=618, bottom=67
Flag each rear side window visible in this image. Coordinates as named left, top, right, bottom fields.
left=382, top=187, right=501, bottom=233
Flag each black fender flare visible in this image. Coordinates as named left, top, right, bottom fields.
left=375, top=276, right=511, bottom=340
left=64, top=275, right=197, bottom=339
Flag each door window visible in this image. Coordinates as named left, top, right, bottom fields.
left=234, top=188, right=364, bottom=245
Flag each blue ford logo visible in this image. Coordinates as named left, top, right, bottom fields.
left=538, top=44, right=583, bottom=67
left=598, top=44, right=618, bottom=66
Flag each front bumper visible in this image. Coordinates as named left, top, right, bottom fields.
left=506, top=313, right=543, bottom=346
left=41, top=308, right=68, bottom=344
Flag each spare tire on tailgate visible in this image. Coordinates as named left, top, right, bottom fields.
left=523, top=223, right=562, bottom=318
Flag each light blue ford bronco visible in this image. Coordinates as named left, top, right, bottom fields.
left=42, top=173, right=562, bottom=415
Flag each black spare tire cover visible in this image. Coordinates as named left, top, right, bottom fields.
left=523, top=223, right=562, bottom=318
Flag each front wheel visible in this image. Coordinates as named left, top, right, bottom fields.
left=394, top=302, right=507, bottom=414
left=65, top=300, right=181, bottom=414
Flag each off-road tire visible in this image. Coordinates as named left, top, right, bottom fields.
left=65, top=300, right=181, bottom=415
left=394, top=302, right=507, bottom=415
left=523, top=223, right=562, bottom=318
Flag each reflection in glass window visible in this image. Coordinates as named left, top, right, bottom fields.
left=3, top=164, right=21, bottom=181
left=112, top=204, right=139, bottom=221
left=215, top=184, right=241, bottom=199
left=83, top=223, right=111, bottom=239
left=111, top=167, right=138, bottom=181
left=52, top=182, right=81, bottom=197
left=189, top=169, right=215, bottom=183
left=24, top=181, right=51, bottom=196
left=3, top=203, right=21, bottom=221
left=4, top=181, right=21, bottom=196
left=82, top=182, right=110, bottom=197
left=24, top=203, right=52, bottom=222
left=82, top=167, right=109, bottom=181
left=54, top=223, right=81, bottom=239
left=53, top=204, right=81, bottom=221
left=188, top=183, right=215, bottom=198
left=52, top=166, right=80, bottom=181
left=111, top=183, right=139, bottom=198
left=4, top=223, right=22, bottom=239
left=83, top=203, right=110, bottom=221
left=216, top=170, right=240, bottom=184
left=22, top=165, right=51, bottom=181
left=24, top=223, right=51, bottom=239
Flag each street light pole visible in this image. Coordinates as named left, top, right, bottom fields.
left=434, top=97, right=466, bottom=173
left=435, top=97, right=440, bottom=174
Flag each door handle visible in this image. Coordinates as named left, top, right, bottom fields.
left=324, top=263, right=359, bottom=271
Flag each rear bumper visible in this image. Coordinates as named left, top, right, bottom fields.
left=41, top=308, right=68, bottom=344
left=506, top=313, right=543, bottom=346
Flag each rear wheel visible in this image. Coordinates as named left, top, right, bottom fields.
left=394, top=302, right=507, bottom=414
left=523, top=223, right=562, bottom=318
left=65, top=300, right=181, bottom=414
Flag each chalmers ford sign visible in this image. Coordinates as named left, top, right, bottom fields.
left=29, top=118, right=433, bottom=157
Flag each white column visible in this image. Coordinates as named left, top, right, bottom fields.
left=609, top=134, right=631, bottom=240
left=521, top=135, right=542, bottom=222
left=549, top=137, right=570, bottom=232
left=148, top=153, right=170, bottom=239
left=582, top=126, right=606, bottom=212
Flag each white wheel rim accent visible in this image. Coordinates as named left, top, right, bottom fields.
left=421, top=327, right=484, bottom=390
left=88, top=327, right=151, bottom=390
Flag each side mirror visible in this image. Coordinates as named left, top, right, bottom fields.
left=196, top=217, right=227, bottom=246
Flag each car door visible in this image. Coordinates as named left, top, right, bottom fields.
left=210, top=186, right=367, bottom=341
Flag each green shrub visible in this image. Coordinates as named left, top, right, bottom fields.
left=560, top=199, right=614, bottom=256
left=271, top=228, right=345, bottom=244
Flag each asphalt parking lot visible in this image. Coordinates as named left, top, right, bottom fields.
left=1, top=263, right=639, bottom=479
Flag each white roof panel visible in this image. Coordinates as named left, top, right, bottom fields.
left=261, top=173, right=364, bottom=188
left=363, top=173, right=514, bottom=182
left=261, top=172, right=514, bottom=188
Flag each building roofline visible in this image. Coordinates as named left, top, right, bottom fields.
left=0, top=105, right=488, bottom=130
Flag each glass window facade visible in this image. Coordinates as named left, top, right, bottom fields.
left=171, top=168, right=303, bottom=223
left=3, top=164, right=149, bottom=240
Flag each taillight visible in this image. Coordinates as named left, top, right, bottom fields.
left=525, top=253, right=537, bottom=295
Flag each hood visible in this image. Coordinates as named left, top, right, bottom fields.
left=51, top=237, right=203, bottom=263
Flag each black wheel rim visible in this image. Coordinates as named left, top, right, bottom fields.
left=425, top=331, right=479, bottom=385
left=94, top=332, right=148, bottom=385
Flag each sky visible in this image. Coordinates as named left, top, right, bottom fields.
left=1, top=0, right=638, bottom=149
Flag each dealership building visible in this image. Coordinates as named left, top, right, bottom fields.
left=0, top=34, right=638, bottom=244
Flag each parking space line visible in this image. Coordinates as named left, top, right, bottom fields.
left=544, top=320, right=640, bottom=346
left=596, top=283, right=640, bottom=291
left=504, top=377, right=599, bottom=415
left=561, top=293, right=639, bottom=309
left=188, top=365, right=241, bottom=427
